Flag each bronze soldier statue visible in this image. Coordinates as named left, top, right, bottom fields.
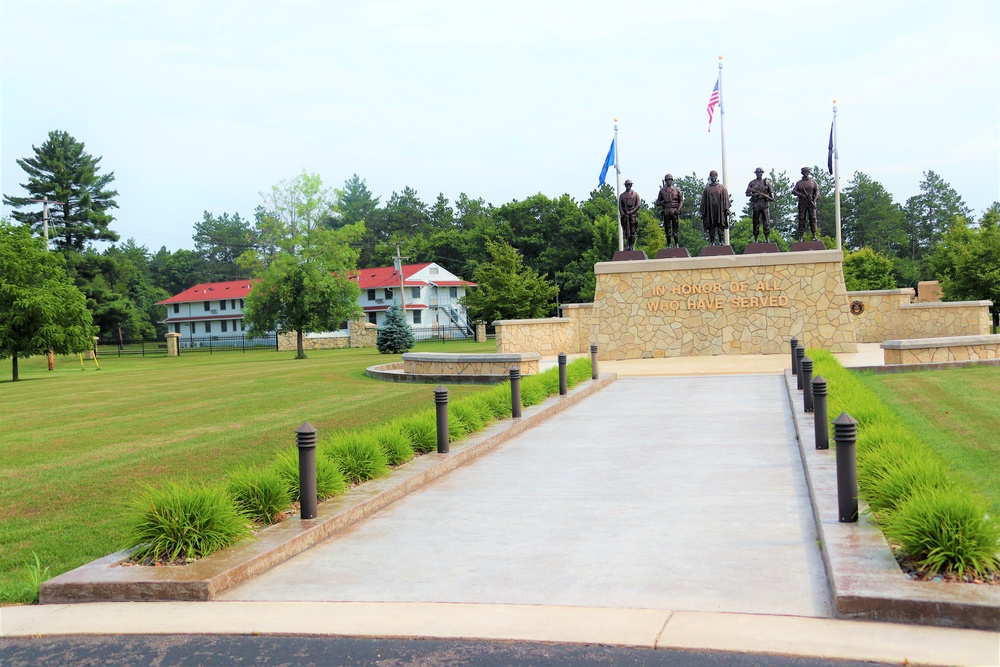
left=618, top=179, right=641, bottom=251
left=699, top=170, right=730, bottom=245
left=791, top=166, right=820, bottom=241
left=654, top=174, right=684, bottom=248
left=745, top=167, right=774, bottom=243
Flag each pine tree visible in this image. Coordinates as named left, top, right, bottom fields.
left=376, top=304, right=415, bottom=354
left=3, top=130, right=119, bottom=252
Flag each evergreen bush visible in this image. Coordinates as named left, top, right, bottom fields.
left=376, top=304, right=415, bottom=354
left=227, top=466, right=292, bottom=526
left=128, top=480, right=251, bottom=564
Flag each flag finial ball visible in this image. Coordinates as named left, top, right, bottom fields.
left=614, top=117, right=619, bottom=122
left=718, top=55, right=723, bottom=60
left=833, top=98, right=837, bottom=104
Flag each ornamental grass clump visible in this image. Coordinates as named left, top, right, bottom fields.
left=856, top=428, right=952, bottom=515
left=882, top=489, right=1000, bottom=577
left=227, top=466, right=292, bottom=526
left=399, top=412, right=438, bottom=453
left=451, top=399, right=486, bottom=433
left=128, top=480, right=251, bottom=564
left=518, top=375, right=548, bottom=407
left=324, top=432, right=389, bottom=484
left=481, top=383, right=512, bottom=419
left=372, top=423, right=415, bottom=466
left=460, top=394, right=500, bottom=428
left=566, top=357, right=592, bottom=386
left=273, top=447, right=346, bottom=501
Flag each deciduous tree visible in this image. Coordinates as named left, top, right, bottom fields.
left=842, top=247, right=896, bottom=291
left=0, top=221, right=97, bottom=381
left=461, top=239, right=557, bottom=323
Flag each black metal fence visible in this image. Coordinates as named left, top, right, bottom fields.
left=177, top=334, right=278, bottom=354
left=96, top=334, right=278, bottom=357
left=409, top=324, right=474, bottom=342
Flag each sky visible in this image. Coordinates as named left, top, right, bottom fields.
left=2, top=0, right=998, bottom=253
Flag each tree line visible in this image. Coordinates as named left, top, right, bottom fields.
left=4, top=129, right=1000, bottom=349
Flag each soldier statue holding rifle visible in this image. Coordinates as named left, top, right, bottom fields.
left=654, top=173, right=684, bottom=248
left=745, top=167, right=774, bottom=243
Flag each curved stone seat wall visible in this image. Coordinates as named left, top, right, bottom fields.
left=401, top=352, right=540, bottom=376
left=881, top=334, right=1000, bottom=365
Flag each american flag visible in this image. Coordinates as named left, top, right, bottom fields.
left=706, top=76, right=720, bottom=132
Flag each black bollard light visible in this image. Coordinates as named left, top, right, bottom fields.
left=295, top=422, right=318, bottom=520
left=590, top=343, right=599, bottom=380
left=435, top=385, right=449, bottom=454
left=795, top=345, right=806, bottom=390
left=812, top=375, right=829, bottom=450
left=834, top=413, right=859, bottom=523
left=801, top=357, right=814, bottom=413
left=510, top=366, right=522, bottom=418
left=790, top=337, right=799, bottom=375
left=558, top=352, right=568, bottom=395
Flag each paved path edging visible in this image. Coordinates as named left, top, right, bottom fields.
left=39, top=374, right=617, bottom=604
left=783, top=370, right=1000, bottom=631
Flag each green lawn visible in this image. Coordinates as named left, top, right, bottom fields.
left=0, top=340, right=496, bottom=603
left=859, top=366, right=1000, bottom=514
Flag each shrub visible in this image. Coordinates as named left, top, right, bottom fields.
left=273, top=447, right=346, bottom=501
left=882, top=489, right=1000, bottom=576
left=372, top=424, right=415, bottom=466
left=399, top=412, right=438, bottom=453
left=324, top=432, right=389, bottom=484
left=128, top=480, right=251, bottom=564
left=227, top=466, right=292, bottom=526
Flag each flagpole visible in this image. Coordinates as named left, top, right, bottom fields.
left=833, top=100, right=842, bottom=251
left=718, top=56, right=730, bottom=245
left=614, top=118, right=623, bottom=252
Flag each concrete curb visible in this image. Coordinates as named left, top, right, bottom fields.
left=783, top=370, right=1000, bottom=631
left=40, top=374, right=617, bottom=604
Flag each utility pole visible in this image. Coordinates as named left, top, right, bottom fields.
left=393, top=242, right=408, bottom=316
left=28, top=196, right=66, bottom=371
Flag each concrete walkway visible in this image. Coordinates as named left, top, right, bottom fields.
left=221, top=375, right=831, bottom=617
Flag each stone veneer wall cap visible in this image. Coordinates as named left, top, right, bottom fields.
left=492, top=317, right=571, bottom=326
left=558, top=303, right=594, bottom=310
left=898, top=300, right=993, bottom=309
left=881, top=334, right=1000, bottom=349
left=593, top=249, right=844, bottom=274
left=847, top=288, right=916, bottom=297
left=401, top=352, right=542, bottom=362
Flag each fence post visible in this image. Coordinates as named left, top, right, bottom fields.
left=435, top=385, right=449, bottom=454
left=558, top=353, right=567, bottom=395
left=812, top=375, right=829, bottom=450
left=834, top=413, right=859, bottom=523
left=795, top=345, right=806, bottom=389
left=790, top=336, right=798, bottom=374
left=295, top=422, right=318, bottom=520
left=801, top=357, right=814, bottom=412
left=510, top=366, right=522, bottom=418
left=590, top=344, right=599, bottom=380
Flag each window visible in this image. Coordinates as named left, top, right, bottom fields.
left=410, top=287, right=420, bottom=299
left=204, top=301, right=210, bottom=311
left=221, top=320, right=228, bottom=332
left=368, top=312, right=377, bottom=325
left=205, top=321, right=212, bottom=333
left=449, top=286, right=458, bottom=298
left=231, top=299, right=236, bottom=309
left=173, top=303, right=179, bottom=314
left=367, top=289, right=376, bottom=301
left=174, top=323, right=180, bottom=333
left=190, top=323, right=197, bottom=335
left=412, top=309, right=422, bottom=324
left=220, top=300, right=226, bottom=311
left=384, top=288, right=393, bottom=300
left=339, top=320, right=349, bottom=330
left=240, top=299, right=244, bottom=308
left=429, top=267, right=439, bottom=275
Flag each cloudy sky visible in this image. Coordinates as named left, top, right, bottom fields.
left=2, top=0, right=998, bottom=252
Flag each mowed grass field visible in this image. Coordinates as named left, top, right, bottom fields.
left=0, top=341, right=496, bottom=603
left=859, top=366, right=1000, bottom=514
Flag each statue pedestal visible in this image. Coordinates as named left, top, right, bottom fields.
left=591, top=250, right=858, bottom=359
left=698, top=245, right=735, bottom=257
left=611, top=250, right=648, bottom=261
left=743, top=242, right=780, bottom=254
left=790, top=240, right=827, bottom=251
left=654, top=247, right=690, bottom=259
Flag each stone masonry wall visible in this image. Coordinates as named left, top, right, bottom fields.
left=591, top=251, right=858, bottom=359
left=847, top=290, right=990, bottom=342
left=277, top=321, right=377, bottom=351
left=495, top=318, right=578, bottom=355
left=558, top=303, right=594, bottom=353
left=883, top=338, right=1000, bottom=365
left=847, top=290, right=915, bottom=343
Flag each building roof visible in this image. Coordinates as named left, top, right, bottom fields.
left=156, top=280, right=255, bottom=305
left=351, top=263, right=475, bottom=289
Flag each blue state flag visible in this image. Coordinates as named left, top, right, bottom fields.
left=599, top=138, right=616, bottom=186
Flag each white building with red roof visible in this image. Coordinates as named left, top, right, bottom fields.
left=157, top=263, right=475, bottom=344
